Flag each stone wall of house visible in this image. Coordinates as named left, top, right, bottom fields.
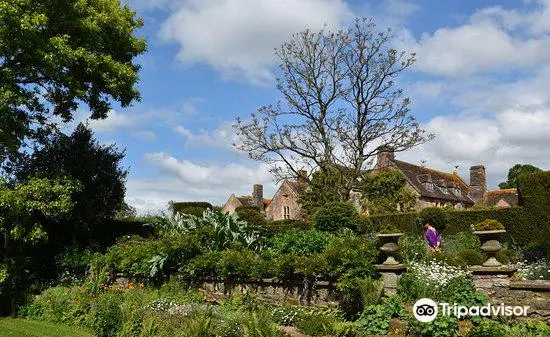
left=221, top=195, right=241, bottom=214
left=265, top=182, right=303, bottom=221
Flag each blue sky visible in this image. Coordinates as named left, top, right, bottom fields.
left=75, top=0, right=550, bottom=213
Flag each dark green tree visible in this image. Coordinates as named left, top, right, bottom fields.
left=0, top=0, right=146, bottom=165
left=14, top=123, right=127, bottom=243
left=360, top=169, right=416, bottom=215
left=299, top=166, right=349, bottom=217
left=499, top=164, right=543, bottom=189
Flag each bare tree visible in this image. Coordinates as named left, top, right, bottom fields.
left=234, top=18, right=433, bottom=198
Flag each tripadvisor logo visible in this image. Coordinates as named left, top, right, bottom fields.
left=413, top=298, right=529, bottom=322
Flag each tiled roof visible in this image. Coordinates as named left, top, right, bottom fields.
left=392, top=160, right=474, bottom=205
left=286, top=180, right=307, bottom=194
left=235, top=196, right=271, bottom=207
left=484, top=189, right=518, bottom=207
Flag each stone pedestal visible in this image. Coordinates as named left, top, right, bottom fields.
left=376, top=264, right=407, bottom=296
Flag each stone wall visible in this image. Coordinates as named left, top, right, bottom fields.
left=265, top=182, right=303, bottom=221
left=197, top=278, right=339, bottom=306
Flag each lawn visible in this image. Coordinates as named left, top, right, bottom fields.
left=0, top=318, right=93, bottom=337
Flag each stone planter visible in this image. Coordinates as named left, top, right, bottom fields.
left=473, top=229, right=506, bottom=267
left=377, top=233, right=403, bottom=265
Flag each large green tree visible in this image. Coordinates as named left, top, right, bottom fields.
left=499, top=164, right=543, bottom=189
left=360, top=169, right=416, bottom=215
left=14, top=123, right=127, bottom=243
left=0, top=0, right=146, bottom=165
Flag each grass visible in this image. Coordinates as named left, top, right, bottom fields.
left=0, top=318, right=93, bottom=337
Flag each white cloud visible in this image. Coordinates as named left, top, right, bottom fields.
left=126, top=153, right=278, bottom=213
left=134, top=130, right=157, bottom=141
left=398, top=1, right=550, bottom=77
left=173, top=121, right=243, bottom=154
left=86, top=110, right=137, bottom=133
left=158, top=0, right=353, bottom=85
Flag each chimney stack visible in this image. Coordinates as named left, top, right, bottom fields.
left=468, top=165, right=486, bottom=204
left=376, top=146, right=395, bottom=169
left=252, top=184, right=264, bottom=212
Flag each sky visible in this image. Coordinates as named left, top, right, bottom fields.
left=73, top=0, right=550, bottom=213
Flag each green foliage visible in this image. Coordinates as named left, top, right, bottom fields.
left=90, top=293, right=123, bottom=337
left=0, top=0, right=146, bottom=163
left=14, top=124, right=127, bottom=240
left=467, top=319, right=508, bottom=337
left=456, top=249, right=486, bottom=266
left=474, top=219, right=504, bottom=231
left=398, top=234, right=428, bottom=263
left=299, top=167, right=350, bottom=217
left=499, top=164, right=543, bottom=189
left=419, top=207, right=449, bottom=231
left=360, top=169, right=417, bottom=215
left=355, top=304, right=390, bottom=335
left=324, top=236, right=377, bottom=280
left=170, top=202, right=213, bottom=216
left=295, top=312, right=336, bottom=336
left=156, top=209, right=266, bottom=251
left=235, top=205, right=266, bottom=227
left=218, top=250, right=261, bottom=280
left=406, top=313, right=460, bottom=337
left=336, top=277, right=382, bottom=318
left=523, top=241, right=550, bottom=262
left=0, top=177, right=80, bottom=313
left=441, top=232, right=480, bottom=254
left=378, top=223, right=400, bottom=234
left=262, top=219, right=313, bottom=236
left=268, top=229, right=332, bottom=256
left=314, top=201, right=359, bottom=232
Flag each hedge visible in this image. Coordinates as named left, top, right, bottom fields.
left=367, top=171, right=550, bottom=247
left=170, top=202, right=212, bottom=216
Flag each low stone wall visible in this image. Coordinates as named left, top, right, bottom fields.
left=197, top=278, right=339, bottom=306
left=471, top=269, right=550, bottom=322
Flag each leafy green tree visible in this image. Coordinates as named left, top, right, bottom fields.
left=360, top=169, right=416, bottom=215
left=299, top=166, right=350, bottom=217
left=0, top=0, right=146, bottom=165
left=499, top=164, right=543, bottom=189
left=0, top=177, right=79, bottom=313
left=14, top=123, right=127, bottom=243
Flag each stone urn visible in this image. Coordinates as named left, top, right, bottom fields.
left=473, top=230, right=506, bottom=267
left=377, top=233, right=403, bottom=265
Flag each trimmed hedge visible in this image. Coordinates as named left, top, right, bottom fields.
left=367, top=171, right=550, bottom=247
left=262, top=219, right=313, bottom=236
left=170, top=202, right=212, bottom=216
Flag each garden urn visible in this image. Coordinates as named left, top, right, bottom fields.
left=377, top=233, right=403, bottom=265
left=473, top=230, right=506, bottom=267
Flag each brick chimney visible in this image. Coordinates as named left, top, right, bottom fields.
left=376, top=146, right=395, bottom=169
left=468, top=165, right=486, bottom=204
left=252, top=184, right=264, bottom=212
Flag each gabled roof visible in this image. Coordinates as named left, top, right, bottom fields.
left=391, top=160, right=474, bottom=205
left=484, top=189, right=518, bottom=207
left=286, top=180, right=307, bottom=194
left=235, top=196, right=271, bottom=208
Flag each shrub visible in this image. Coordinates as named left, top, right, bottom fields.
left=235, top=205, right=267, bottom=227
left=441, top=232, right=480, bottom=254
left=90, top=293, right=123, bottom=337
left=268, top=229, right=332, bottom=256
left=218, top=250, right=260, bottom=280
left=467, top=319, right=508, bottom=337
left=406, top=313, right=460, bottom=337
left=523, top=241, right=550, bottom=262
left=185, top=251, right=222, bottom=279
left=456, top=249, right=486, bottom=266
left=519, top=259, right=550, bottom=280
left=378, top=223, right=400, bottom=234
left=262, top=219, right=313, bottom=236
left=323, top=236, right=377, bottom=280
left=170, top=202, right=212, bottom=216
left=474, top=219, right=504, bottom=231
left=495, top=249, right=518, bottom=264
left=295, top=312, right=335, bottom=336
left=419, top=207, right=449, bottom=231
left=336, top=277, right=382, bottom=318
left=314, top=202, right=359, bottom=232
left=398, top=234, right=428, bottom=263
left=355, top=304, right=390, bottom=335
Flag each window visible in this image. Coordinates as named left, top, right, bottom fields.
left=283, top=206, right=290, bottom=219
left=424, top=182, right=434, bottom=191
